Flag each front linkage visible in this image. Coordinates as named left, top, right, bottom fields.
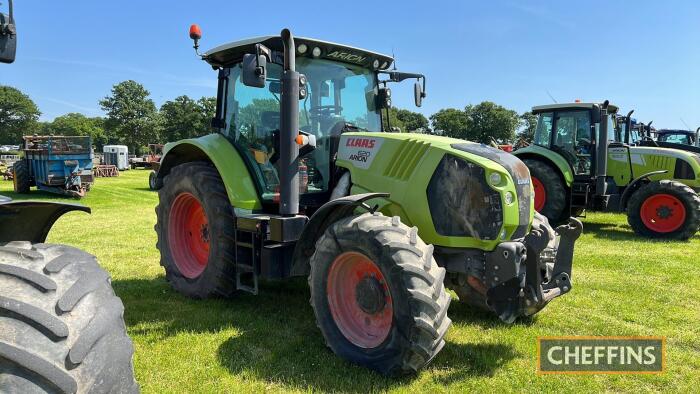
left=485, top=216, right=583, bottom=322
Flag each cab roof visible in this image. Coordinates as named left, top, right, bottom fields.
left=657, top=129, right=695, bottom=136
left=203, top=36, right=394, bottom=70
left=532, top=102, right=619, bottom=114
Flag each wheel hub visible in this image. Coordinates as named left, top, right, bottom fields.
left=655, top=205, right=673, bottom=219
left=355, top=275, right=387, bottom=314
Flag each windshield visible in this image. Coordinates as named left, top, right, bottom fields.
left=223, top=58, right=380, bottom=201
left=658, top=132, right=692, bottom=145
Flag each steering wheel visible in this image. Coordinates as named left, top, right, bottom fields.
left=309, top=105, right=343, bottom=117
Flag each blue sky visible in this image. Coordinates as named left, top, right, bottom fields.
left=2, top=1, right=699, bottom=129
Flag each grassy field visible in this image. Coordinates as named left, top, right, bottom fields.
left=2, top=169, right=699, bottom=393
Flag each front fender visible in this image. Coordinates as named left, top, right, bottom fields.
left=619, top=170, right=669, bottom=211
left=290, top=193, right=389, bottom=276
left=0, top=200, right=90, bottom=243
left=158, top=134, right=261, bottom=210
left=514, top=145, right=574, bottom=187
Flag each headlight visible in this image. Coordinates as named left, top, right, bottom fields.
left=489, top=172, right=502, bottom=186
left=504, top=191, right=514, bottom=205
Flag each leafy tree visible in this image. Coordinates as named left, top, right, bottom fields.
left=463, top=101, right=520, bottom=144
left=47, top=113, right=107, bottom=148
left=430, top=102, right=520, bottom=143
left=0, top=85, right=41, bottom=144
left=99, top=80, right=160, bottom=154
left=395, top=108, right=430, bottom=132
left=430, top=108, right=468, bottom=137
left=518, top=111, right=537, bottom=142
left=160, top=95, right=215, bottom=142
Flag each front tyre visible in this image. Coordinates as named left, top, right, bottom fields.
left=155, top=162, right=237, bottom=298
left=309, top=212, right=451, bottom=376
left=148, top=171, right=162, bottom=191
left=627, top=180, right=700, bottom=240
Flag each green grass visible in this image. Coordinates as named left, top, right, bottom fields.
left=2, top=170, right=699, bottom=393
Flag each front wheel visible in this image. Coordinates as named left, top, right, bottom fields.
left=309, top=212, right=451, bottom=376
left=12, top=160, right=30, bottom=194
left=627, top=180, right=700, bottom=239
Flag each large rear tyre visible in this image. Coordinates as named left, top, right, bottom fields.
left=523, top=159, right=567, bottom=223
left=0, top=241, right=138, bottom=394
left=309, top=212, right=451, bottom=376
left=12, top=160, right=30, bottom=194
left=627, top=180, right=700, bottom=240
left=155, top=162, right=237, bottom=298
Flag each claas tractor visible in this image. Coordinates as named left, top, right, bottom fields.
left=154, top=27, right=582, bottom=375
left=514, top=102, right=700, bottom=239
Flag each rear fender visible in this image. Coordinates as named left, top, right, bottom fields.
left=157, top=134, right=261, bottom=210
left=0, top=199, right=90, bottom=243
left=290, top=193, right=389, bottom=276
left=513, top=145, right=574, bottom=187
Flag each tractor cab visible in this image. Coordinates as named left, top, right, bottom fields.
left=656, top=129, right=698, bottom=147
left=201, top=35, right=424, bottom=211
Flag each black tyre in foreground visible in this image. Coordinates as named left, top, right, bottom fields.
left=0, top=242, right=137, bottom=394
left=523, top=159, right=567, bottom=224
left=155, top=162, right=237, bottom=298
left=627, top=180, right=700, bottom=240
left=12, top=160, right=30, bottom=194
left=309, top=212, right=451, bottom=376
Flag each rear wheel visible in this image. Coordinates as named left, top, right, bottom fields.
left=155, top=162, right=237, bottom=298
left=309, top=212, right=451, bottom=376
left=627, top=180, right=700, bottom=239
left=523, top=159, right=568, bottom=223
left=12, top=160, right=30, bottom=194
left=0, top=242, right=137, bottom=393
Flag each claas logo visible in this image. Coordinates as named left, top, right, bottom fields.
left=345, top=138, right=376, bottom=149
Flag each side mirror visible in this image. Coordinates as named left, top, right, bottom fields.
left=0, top=2, right=17, bottom=64
left=414, top=81, right=424, bottom=107
left=242, top=53, right=266, bottom=88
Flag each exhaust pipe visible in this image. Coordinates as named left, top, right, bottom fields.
left=696, top=127, right=699, bottom=147
left=624, top=110, right=634, bottom=144
left=278, top=28, right=300, bottom=216
left=596, top=101, right=610, bottom=196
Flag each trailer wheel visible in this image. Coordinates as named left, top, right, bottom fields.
left=0, top=242, right=138, bottom=394
left=309, top=212, right=451, bottom=376
left=12, top=160, right=30, bottom=194
left=523, top=159, right=567, bottom=223
left=627, top=180, right=700, bottom=240
left=148, top=171, right=162, bottom=191
left=155, top=162, right=237, bottom=298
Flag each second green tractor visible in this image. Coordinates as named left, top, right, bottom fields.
left=154, top=27, right=582, bottom=375
left=515, top=102, right=700, bottom=239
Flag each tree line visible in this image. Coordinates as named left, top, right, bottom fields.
left=1, top=81, right=537, bottom=153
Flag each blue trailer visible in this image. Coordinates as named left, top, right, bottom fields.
left=13, top=135, right=94, bottom=198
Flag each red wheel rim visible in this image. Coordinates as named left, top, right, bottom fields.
left=532, top=177, right=546, bottom=212
left=168, top=193, right=210, bottom=278
left=640, top=193, right=686, bottom=233
left=327, top=252, right=393, bottom=348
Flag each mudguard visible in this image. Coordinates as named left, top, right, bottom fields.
left=157, top=134, right=261, bottom=210
left=0, top=199, right=90, bottom=243
left=290, top=192, right=389, bottom=276
left=619, top=170, right=669, bottom=211
left=513, top=145, right=575, bottom=187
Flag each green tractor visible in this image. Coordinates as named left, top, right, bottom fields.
left=154, top=26, right=582, bottom=375
left=514, top=102, right=700, bottom=239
